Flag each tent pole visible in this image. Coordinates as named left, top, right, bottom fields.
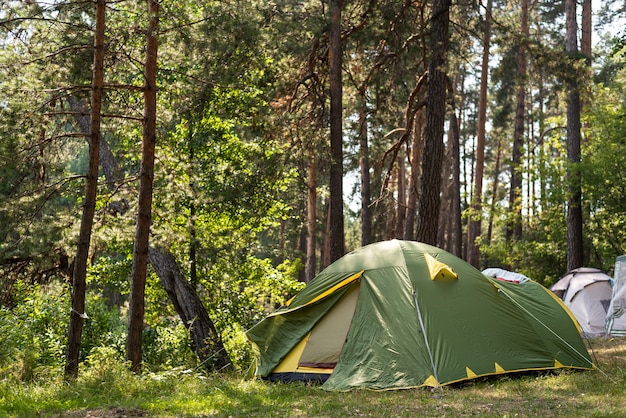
left=413, top=291, right=440, bottom=387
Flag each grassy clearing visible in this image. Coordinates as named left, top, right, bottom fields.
left=1, top=338, right=625, bottom=417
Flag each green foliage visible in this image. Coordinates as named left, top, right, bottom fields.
left=203, top=256, right=304, bottom=370
left=481, top=238, right=567, bottom=286
left=142, top=320, right=197, bottom=371
left=0, top=281, right=126, bottom=382
left=582, top=63, right=626, bottom=267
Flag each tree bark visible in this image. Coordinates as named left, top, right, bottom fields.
left=581, top=0, right=592, bottom=64
left=487, top=137, right=503, bottom=245
left=506, top=0, right=528, bottom=242
left=404, top=112, right=423, bottom=241
left=415, top=0, right=450, bottom=245
left=127, top=0, right=159, bottom=373
left=305, top=145, right=317, bottom=283
left=467, top=0, right=492, bottom=267
left=329, top=0, right=344, bottom=261
left=447, top=108, right=462, bottom=257
left=358, top=91, right=372, bottom=246
left=64, top=0, right=105, bottom=380
left=565, top=0, right=584, bottom=270
left=395, top=151, right=406, bottom=239
left=148, top=247, right=230, bottom=370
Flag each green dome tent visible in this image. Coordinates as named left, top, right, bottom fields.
left=247, top=240, right=594, bottom=390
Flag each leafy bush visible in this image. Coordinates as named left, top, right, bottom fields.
left=142, top=319, right=197, bottom=371
left=0, top=280, right=128, bottom=382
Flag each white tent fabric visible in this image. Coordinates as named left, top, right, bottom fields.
left=550, top=267, right=613, bottom=338
left=606, top=255, right=626, bottom=336
left=482, top=268, right=531, bottom=284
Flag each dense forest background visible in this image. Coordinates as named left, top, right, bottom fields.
left=1, top=0, right=626, bottom=378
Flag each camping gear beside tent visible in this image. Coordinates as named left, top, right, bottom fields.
left=482, top=267, right=531, bottom=284
left=606, top=255, right=626, bottom=336
left=550, top=267, right=613, bottom=337
left=247, top=240, right=594, bottom=391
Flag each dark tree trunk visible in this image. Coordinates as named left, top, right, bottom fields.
left=581, top=0, right=592, bottom=64
left=487, top=137, right=503, bottom=245
left=358, top=92, right=372, bottom=246
left=507, top=0, right=528, bottom=241
left=148, top=247, right=230, bottom=370
left=415, top=0, right=450, bottom=245
left=329, top=0, right=344, bottom=261
left=467, top=0, right=492, bottom=267
left=306, top=145, right=317, bottom=283
left=396, top=153, right=406, bottom=239
left=404, top=112, right=423, bottom=241
left=565, top=0, right=584, bottom=270
left=127, top=0, right=159, bottom=373
left=64, top=0, right=105, bottom=380
left=448, top=109, right=462, bottom=257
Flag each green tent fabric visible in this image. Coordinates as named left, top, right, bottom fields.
left=247, top=240, right=594, bottom=390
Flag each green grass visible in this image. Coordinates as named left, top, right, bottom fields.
left=2, top=338, right=626, bottom=417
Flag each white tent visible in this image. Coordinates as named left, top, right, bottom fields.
left=550, top=267, right=613, bottom=338
left=606, top=255, right=626, bottom=336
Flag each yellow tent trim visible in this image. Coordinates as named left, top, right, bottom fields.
left=284, top=295, right=296, bottom=307
left=422, top=375, right=440, bottom=387
left=466, top=367, right=477, bottom=379
left=495, top=363, right=506, bottom=374
left=554, top=359, right=564, bottom=368
left=272, top=332, right=310, bottom=373
left=424, top=253, right=458, bottom=280
left=298, top=271, right=364, bottom=309
left=295, top=366, right=334, bottom=374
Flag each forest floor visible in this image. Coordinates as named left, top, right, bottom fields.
left=3, top=337, right=626, bottom=417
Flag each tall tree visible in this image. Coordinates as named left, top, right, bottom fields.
left=305, top=144, right=317, bottom=282
left=64, top=0, right=106, bottom=380
left=358, top=89, right=372, bottom=246
left=404, top=113, right=423, bottom=241
left=127, top=0, right=159, bottom=373
left=565, top=0, right=584, bottom=270
left=415, top=0, right=451, bottom=245
left=467, top=0, right=492, bottom=267
left=506, top=0, right=529, bottom=241
left=329, top=0, right=345, bottom=261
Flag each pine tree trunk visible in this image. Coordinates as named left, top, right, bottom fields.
left=447, top=109, right=462, bottom=257
left=507, top=0, right=528, bottom=241
left=64, top=0, right=105, bottom=380
left=487, top=137, right=502, bottom=245
left=467, top=0, right=492, bottom=267
left=148, top=247, right=230, bottom=370
left=415, top=0, right=450, bottom=245
left=306, top=145, right=317, bottom=283
left=581, top=0, right=592, bottom=63
left=438, top=118, right=454, bottom=249
left=396, top=152, right=406, bottom=239
left=329, top=0, right=344, bottom=260
left=127, top=0, right=159, bottom=373
left=404, top=112, right=423, bottom=241
left=358, top=91, right=372, bottom=246
left=565, top=0, right=584, bottom=270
